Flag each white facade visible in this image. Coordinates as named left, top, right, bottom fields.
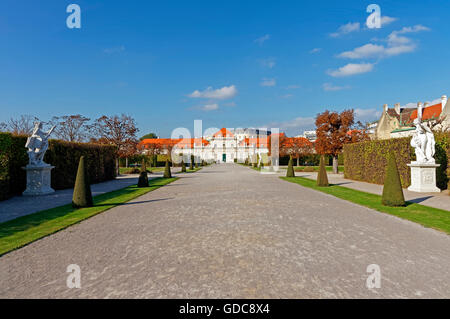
left=141, top=128, right=271, bottom=164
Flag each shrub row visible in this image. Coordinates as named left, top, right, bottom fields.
left=343, top=133, right=450, bottom=190
left=343, top=137, right=413, bottom=188
left=0, top=133, right=117, bottom=201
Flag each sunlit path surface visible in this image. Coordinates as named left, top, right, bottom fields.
left=1, top=164, right=449, bottom=298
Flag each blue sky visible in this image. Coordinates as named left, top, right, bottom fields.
left=1, top=0, right=449, bottom=137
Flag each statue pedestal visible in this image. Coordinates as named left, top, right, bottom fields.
left=22, top=165, right=55, bottom=196
left=407, top=163, right=441, bottom=193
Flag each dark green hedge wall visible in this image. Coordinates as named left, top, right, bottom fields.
left=0, top=133, right=117, bottom=201
left=344, top=133, right=450, bottom=190
left=343, top=137, right=413, bottom=188
left=434, top=131, right=449, bottom=190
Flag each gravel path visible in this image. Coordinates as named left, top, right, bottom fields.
left=0, top=175, right=141, bottom=223
left=0, top=164, right=449, bottom=298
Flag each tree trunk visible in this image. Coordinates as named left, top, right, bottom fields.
left=116, top=158, right=120, bottom=176
left=125, top=157, right=128, bottom=168
left=297, top=157, right=300, bottom=167
left=332, top=155, right=338, bottom=174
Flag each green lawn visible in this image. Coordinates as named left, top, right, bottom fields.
left=280, top=166, right=344, bottom=173
left=281, top=176, right=450, bottom=234
left=119, top=167, right=165, bottom=174
left=0, top=177, right=178, bottom=256
left=185, top=167, right=202, bottom=173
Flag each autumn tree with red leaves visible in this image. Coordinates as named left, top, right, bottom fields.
left=279, top=136, right=313, bottom=166
left=315, top=109, right=368, bottom=174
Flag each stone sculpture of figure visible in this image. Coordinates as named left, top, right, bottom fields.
left=410, top=118, right=435, bottom=164
left=25, top=122, right=56, bottom=166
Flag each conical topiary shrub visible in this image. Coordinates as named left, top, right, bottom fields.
left=72, top=156, right=93, bottom=208
left=190, top=155, right=194, bottom=170
left=286, top=156, right=295, bottom=177
left=382, top=152, right=406, bottom=207
left=137, top=171, right=149, bottom=187
left=163, top=159, right=172, bottom=178
left=141, top=158, right=146, bottom=173
left=317, top=155, right=329, bottom=187
left=181, top=160, right=186, bottom=172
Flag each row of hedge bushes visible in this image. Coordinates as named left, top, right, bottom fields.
left=343, top=133, right=449, bottom=190
left=0, top=132, right=117, bottom=201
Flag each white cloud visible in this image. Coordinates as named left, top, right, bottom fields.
left=395, top=24, right=431, bottom=35
left=224, top=101, right=236, bottom=107
left=103, top=46, right=125, bottom=54
left=260, top=57, right=276, bottom=68
left=310, top=48, right=322, bottom=54
left=188, top=85, right=238, bottom=100
left=266, top=116, right=315, bottom=136
left=380, top=16, right=397, bottom=27
left=200, top=103, right=219, bottom=111
left=338, top=24, right=429, bottom=59
left=401, top=97, right=441, bottom=109
left=354, top=108, right=382, bottom=122
left=338, top=43, right=415, bottom=59
left=261, top=78, right=276, bottom=87
left=328, top=63, right=374, bottom=77
left=388, top=24, right=430, bottom=45
left=286, top=84, right=301, bottom=89
left=323, top=83, right=351, bottom=91
left=254, top=34, right=271, bottom=45
left=330, top=22, right=360, bottom=37
left=281, top=94, right=293, bottom=99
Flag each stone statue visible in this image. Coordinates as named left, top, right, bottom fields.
left=410, top=118, right=435, bottom=164
left=25, top=122, right=56, bottom=166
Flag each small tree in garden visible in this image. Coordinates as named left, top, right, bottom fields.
left=286, top=156, right=295, bottom=177
left=382, top=152, right=406, bottom=207
left=163, top=159, right=172, bottom=178
left=317, top=155, right=329, bottom=187
left=92, top=114, right=139, bottom=176
left=50, top=114, right=91, bottom=142
left=315, top=109, right=369, bottom=174
left=190, top=155, right=194, bottom=170
left=72, top=156, right=93, bottom=208
left=181, top=160, right=186, bottom=172
left=138, top=169, right=148, bottom=187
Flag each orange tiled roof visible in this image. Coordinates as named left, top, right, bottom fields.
left=139, top=138, right=209, bottom=149
left=408, top=103, right=442, bottom=123
left=213, top=128, right=234, bottom=138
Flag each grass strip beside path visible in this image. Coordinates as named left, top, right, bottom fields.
left=0, top=177, right=178, bottom=256
left=281, top=177, right=450, bottom=234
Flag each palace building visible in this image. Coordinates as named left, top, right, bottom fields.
left=139, top=128, right=274, bottom=164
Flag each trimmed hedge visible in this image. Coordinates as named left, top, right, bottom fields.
left=344, top=133, right=450, bottom=190
left=0, top=133, right=117, bottom=201
left=343, top=137, right=413, bottom=188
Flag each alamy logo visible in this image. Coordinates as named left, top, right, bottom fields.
left=366, top=264, right=381, bottom=289
left=66, top=4, right=81, bottom=29
left=366, top=4, right=381, bottom=29
left=66, top=264, right=81, bottom=289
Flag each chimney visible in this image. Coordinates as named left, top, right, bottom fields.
left=417, top=102, right=423, bottom=121
left=383, top=104, right=388, bottom=113
left=394, top=103, right=401, bottom=115
left=442, top=95, right=448, bottom=111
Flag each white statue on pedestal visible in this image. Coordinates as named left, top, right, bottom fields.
left=407, top=118, right=440, bottom=193
left=22, top=122, right=56, bottom=196
left=25, top=122, right=56, bottom=166
left=410, top=119, right=436, bottom=164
